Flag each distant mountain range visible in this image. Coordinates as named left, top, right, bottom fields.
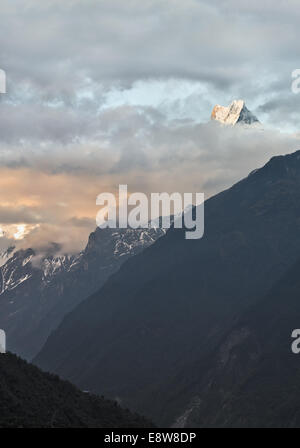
left=35, top=150, right=300, bottom=426
left=0, top=352, right=152, bottom=428
left=0, top=226, right=165, bottom=359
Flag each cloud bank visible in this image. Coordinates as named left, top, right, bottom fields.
left=1, top=0, right=300, bottom=253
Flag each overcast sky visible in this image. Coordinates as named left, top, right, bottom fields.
left=1, top=0, right=300, bottom=255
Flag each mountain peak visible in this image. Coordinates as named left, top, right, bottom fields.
left=211, top=99, right=259, bottom=126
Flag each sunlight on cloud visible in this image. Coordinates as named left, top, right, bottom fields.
left=0, top=223, right=40, bottom=241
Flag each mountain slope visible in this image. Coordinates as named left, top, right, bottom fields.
left=35, top=150, right=300, bottom=425
left=0, top=226, right=165, bottom=360
left=176, top=257, right=300, bottom=427
left=0, top=352, right=152, bottom=428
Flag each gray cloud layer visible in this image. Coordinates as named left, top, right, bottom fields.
left=0, top=0, right=300, bottom=252
left=2, top=0, right=300, bottom=124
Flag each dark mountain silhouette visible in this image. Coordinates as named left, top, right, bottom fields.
left=0, top=226, right=164, bottom=360
left=0, top=352, right=153, bottom=428
left=35, top=150, right=300, bottom=426
left=174, top=257, right=300, bottom=427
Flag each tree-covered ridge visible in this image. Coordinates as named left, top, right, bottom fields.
left=0, top=353, right=153, bottom=428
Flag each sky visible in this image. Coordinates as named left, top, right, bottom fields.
left=1, top=0, right=300, bottom=255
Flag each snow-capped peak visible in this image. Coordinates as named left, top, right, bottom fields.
left=211, top=99, right=259, bottom=126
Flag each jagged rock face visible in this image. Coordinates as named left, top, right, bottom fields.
left=0, top=226, right=166, bottom=360
left=211, top=99, right=259, bottom=125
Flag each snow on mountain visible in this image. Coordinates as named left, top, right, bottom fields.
left=0, top=249, right=34, bottom=294
left=41, top=255, right=76, bottom=281
left=0, top=247, right=15, bottom=267
left=211, top=99, right=259, bottom=126
left=0, top=225, right=166, bottom=359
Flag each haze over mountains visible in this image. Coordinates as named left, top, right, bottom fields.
left=35, top=149, right=300, bottom=426
left=2, top=102, right=300, bottom=427
left=2, top=0, right=300, bottom=430
left=0, top=226, right=165, bottom=359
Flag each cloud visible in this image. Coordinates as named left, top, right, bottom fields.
left=0, top=119, right=298, bottom=255
left=0, top=0, right=300, bottom=254
left=1, top=0, right=300, bottom=122
left=0, top=205, right=41, bottom=224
